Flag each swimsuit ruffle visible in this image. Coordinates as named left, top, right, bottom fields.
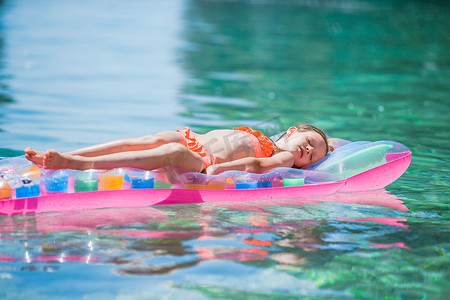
left=177, top=127, right=217, bottom=168
left=233, top=126, right=274, bottom=157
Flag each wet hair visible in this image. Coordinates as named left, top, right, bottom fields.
left=272, top=123, right=334, bottom=156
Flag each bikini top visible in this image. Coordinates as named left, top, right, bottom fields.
left=233, top=126, right=275, bottom=157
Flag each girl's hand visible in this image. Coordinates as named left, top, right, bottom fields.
left=206, top=164, right=220, bottom=175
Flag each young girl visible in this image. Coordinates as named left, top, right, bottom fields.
left=24, top=124, right=331, bottom=175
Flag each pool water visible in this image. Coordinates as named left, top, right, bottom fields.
left=0, top=0, right=449, bottom=299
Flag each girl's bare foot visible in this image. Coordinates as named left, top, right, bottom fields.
left=24, top=147, right=45, bottom=166
left=43, top=150, right=88, bottom=170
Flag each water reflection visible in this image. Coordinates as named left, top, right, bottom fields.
left=0, top=189, right=410, bottom=276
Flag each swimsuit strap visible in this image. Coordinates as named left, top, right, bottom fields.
left=233, top=126, right=274, bottom=157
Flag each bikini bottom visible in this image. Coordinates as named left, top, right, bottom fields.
left=177, top=127, right=217, bottom=169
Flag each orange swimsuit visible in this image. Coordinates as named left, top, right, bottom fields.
left=177, top=126, right=274, bottom=169
left=177, top=127, right=217, bottom=168
left=233, top=126, right=274, bottom=158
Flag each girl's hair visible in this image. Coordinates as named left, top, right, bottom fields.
left=272, top=123, right=334, bottom=155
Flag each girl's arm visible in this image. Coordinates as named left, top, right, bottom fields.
left=206, top=152, right=294, bottom=175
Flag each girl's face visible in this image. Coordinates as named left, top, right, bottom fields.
left=277, top=130, right=328, bottom=168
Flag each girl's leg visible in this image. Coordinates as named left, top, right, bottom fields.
left=67, top=131, right=185, bottom=156
left=43, top=143, right=205, bottom=172
left=25, top=131, right=185, bottom=166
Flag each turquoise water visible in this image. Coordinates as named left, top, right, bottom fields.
left=0, top=0, right=449, bottom=299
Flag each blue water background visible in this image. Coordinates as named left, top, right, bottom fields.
left=0, top=0, right=449, bottom=299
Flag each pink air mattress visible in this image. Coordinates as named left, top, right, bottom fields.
left=0, top=139, right=411, bottom=215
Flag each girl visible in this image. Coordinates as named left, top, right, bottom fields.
left=24, top=124, right=331, bottom=175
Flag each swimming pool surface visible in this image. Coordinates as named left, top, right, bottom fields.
left=0, top=0, right=449, bottom=299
